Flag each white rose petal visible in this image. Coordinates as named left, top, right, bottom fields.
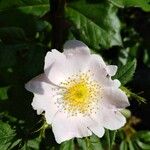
left=106, top=65, right=118, bottom=76
left=52, top=112, right=92, bottom=144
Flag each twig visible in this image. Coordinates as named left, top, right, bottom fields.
left=49, top=0, right=66, bottom=51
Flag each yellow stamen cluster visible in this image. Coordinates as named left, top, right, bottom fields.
left=56, top=71, right=101, bottom=116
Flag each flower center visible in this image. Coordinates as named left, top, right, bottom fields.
left=64, top=81, right=90, bottom=103
left=56, top=71, right=101, bottom=116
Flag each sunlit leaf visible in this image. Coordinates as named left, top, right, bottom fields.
left=65, top=1, right=122, bottom=50
left=109, top=0, right=150, bottom=12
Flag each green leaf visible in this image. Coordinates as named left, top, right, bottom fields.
left=77, top=138, right=87, bottom=150
left=0, top=0, right=49, bottom=18
left=89, top=135, right=103, bottom=150
left=17, top=4, right=49, bottom=17
left=136, top=140, right=150, bottom=150
left=26, top=138, right=41, bottom=150
left=0, top=86, right=10, bottom=100
left=110, top=131, right=117, bottom=148
left=68, top=0, right=122, bottom=48
left=143, top=49, right=150, bottom=67
left=109, top=0, right=150, bottom=12
left=120, top=141, right=128, bottom=150
left=136, top=131, right=150, bottom=142
left=17, top=0, right=50, bottom=17
left=0, top=27, right=26, bottom=42
left=106, top=130, right=117, bottom=150
left=105, top=130, right=111, bottom=150
left=9, top=139, right=22, bottom=149
left=118, top=48, right=130, bottom=66
left=22, top=44, right=46, bottom=78
left=0, top=121, right=16, bottom=150
left=0, top=43, right=45, bottom=78
left=128, top=141, right=135, bottom=150
left=65, top=2, right=122, bottom=50
left=113, top=59, right=137, bottom=85
left=122, top=131, right=150, bottom=150
left=132, top=142, right=141, bottom=150
left=19, top=0, right=49, bottom=6
left=0, top=43, right=28, bottom=69
left=0, top=11, right=37, bottom=38
left=20, top=138, right=41, bottom=150
left=0, top=0, right=50, bottom=11
left=0, top=0, right=23, bottom=11
left=77, top=135, right=103, bottom=150
left=60, top=139, right=75, bottom=150
left=36, top=20, right=52, bottom=32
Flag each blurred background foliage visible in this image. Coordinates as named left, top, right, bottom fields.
left=0, top=0, right=150, bottom=149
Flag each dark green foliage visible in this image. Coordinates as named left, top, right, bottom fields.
left=60, top=139, right=75, bottom=150
left=0, top=0, right=149, bottom=149
left=113, top=59, right=137, bottom=85
left=77, top=135, right=103, bottom=150
left=119, top=131, right=150, bottom=150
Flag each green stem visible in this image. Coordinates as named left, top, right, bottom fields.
left=121, top=86, right=146, bottom=103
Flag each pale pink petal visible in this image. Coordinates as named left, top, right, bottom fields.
left=44, top=50, right=66, bottom=81
left=32, top=94, right=58, bottom=123
left=25, top=74, right=52, bottom=94
left=106, top=65, right=118, bottom=76
left=86, top=55, right=107, bottom=79
left=44, top=102, right=58, bottom=124
left=31, top=94, right=48, bottom=114
left=63, top=40, right=90, bottom=57
left=44, top=49, right=64, bottom=70
left=90, top=54, right=106, bottom=67
left=89, top=125, right=105, bottom=137
left=100, top=106, right=126, bottom=130
left=101, top=88, right=129, bottom=108
left=51, top=112, right=92, bottom=144
left=47, top=54, right=90, bottom=85
left=86, top=56, right=120, bottom=88
left=101, top=78, right=121, bottom=88
left=25, top=75, right=59, bottom=120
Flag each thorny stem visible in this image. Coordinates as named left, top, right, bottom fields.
left=50, top=0, right=66, bottom=51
